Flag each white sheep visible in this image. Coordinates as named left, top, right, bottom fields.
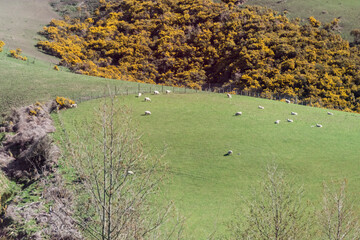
left=154, top=90, right=160, bottom=95
left=227, top=150, right=233, bottom=155
left=137, top=92, right=142, bottom=97
left=144, top=97, right=151, bottom=102
left=166, top=90, right=171, bottom=94
left=144, top=111, right=151, bottom=115
left=285, top=99, right=291, bottom=104
left=227, top=93, right=232, bottom=98
left=274, top=120, right=280, bottom=124
left=258, top=105, right=264, bottom=109
left=71, top=103, right=77, bottom=108
left=316, top=124, right=323, bottom=128
left=127, top=170, right=134, bottom=175
left=291, top=112, right=297, bottom=115
left=235, top=112, right=242, bottom=116
left=287, top=119, right=293, bottom=122
left=327, top=112, right=334, bottom=115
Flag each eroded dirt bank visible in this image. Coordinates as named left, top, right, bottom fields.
left=0, top=101, right=82, bottom=239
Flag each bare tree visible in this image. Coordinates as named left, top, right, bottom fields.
left=230, top=165, right=313, bottom=240
left=60, top=93, right=183, bottom=240
left=319, top=179, right=360, bottom=240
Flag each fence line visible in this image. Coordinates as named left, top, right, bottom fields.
left=59, top=82, right=343, bottom=111
left=67, top=83, right=198, bottom=105
left=200, top=83, right=345, bottom=111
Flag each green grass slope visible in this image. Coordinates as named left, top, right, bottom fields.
left=0, top=50, right=190, bottom=117
left=55, top=93, right=360, bottom=239
left=245, top=0, right=360, bottom=41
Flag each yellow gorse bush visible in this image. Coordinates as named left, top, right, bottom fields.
left=0, top=40, right=5, bottom=52
left=29, top=109, right=37, bottom=116
left=56, top=96, right=75, bottom=109
left=37, top=0, right=360, bottom=112
left=9, top=48, right=27, bottom=61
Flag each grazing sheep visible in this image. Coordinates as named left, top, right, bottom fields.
left=316, top=124, right=323, bottom=128
left=258, top=105, right=264, bottom=109
left=235, top=112, right=242, bottom=116
left=137, top=92, right=142, bottom=97
left=224, top=150, right=233, bottom=156
left=166, top=90, right=171, bottom=94
left=227, top=93, right=232, bottom=98
left=127, top=170, right=134, bottom=175
left=144, top=97, right=151, bottom=102
left=287, top=119, right=293, bottom=122
left=291, top=112, right=298, bottom=115
left=154, top=90, right=160, bottom=95
left=285, top=99, right=291, bottom=104
left=145, top=111, right=151, bottom=115
left=71, top=103, right=77, bottom=108
left=327, top=112, right=334, bottom=115
left=274, top=120, right=280, bottom=124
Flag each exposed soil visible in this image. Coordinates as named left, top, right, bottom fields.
left=0, top=0, right=60, bottom=63
left=0, top=101, right=82, bottom=239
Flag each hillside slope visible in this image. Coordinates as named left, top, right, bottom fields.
left=37, top=0, right=360, bottom=113
left=0, top=50, right=190, bottom=119
left=0, top=0, right=59, bottom=63
left=245, top=0, right=360, bottom=41
left=56, top=93, right=360, bottom=238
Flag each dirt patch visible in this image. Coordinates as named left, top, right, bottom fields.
left=0, top=101, right=58, bottom=183
left=0, top=101, right=82, bottom=239
left=0, top=0, right=60, bottom=63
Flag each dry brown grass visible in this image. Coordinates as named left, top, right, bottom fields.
left=0, top=0, right=59, bottom=63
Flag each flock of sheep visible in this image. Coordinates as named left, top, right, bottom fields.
left=226, top=94, right=335, bottom=155
left=136, top=91, right=335, bottom=156
left=138, top=89, right=171, bottom=115
left=229, top=94, right=334, bottom=128
left=140, top=91, right=334, bottom=127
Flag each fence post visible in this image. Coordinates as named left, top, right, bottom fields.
left=138, top=83, right=140, bottom=93
left=127, top=89, right=128, bottom=95
left=150, top=86, right=152, bottom=93
left=162, top=85, right=164, bottom=93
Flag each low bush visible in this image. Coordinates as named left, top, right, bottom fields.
left=9, top=48, right=27, bottom=61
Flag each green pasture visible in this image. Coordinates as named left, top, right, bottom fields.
left=54, top=93, right=360, bottom=239
left=0, top=50, right=193, bottom=118
left=245, top=0, right=360, bottom=41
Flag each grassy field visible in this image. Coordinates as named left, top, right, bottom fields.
left=54, top=93, right=360, bottom=239
left=245, top=0, right=360, bottom=41
left=0, top=50, right=193, bottom=118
